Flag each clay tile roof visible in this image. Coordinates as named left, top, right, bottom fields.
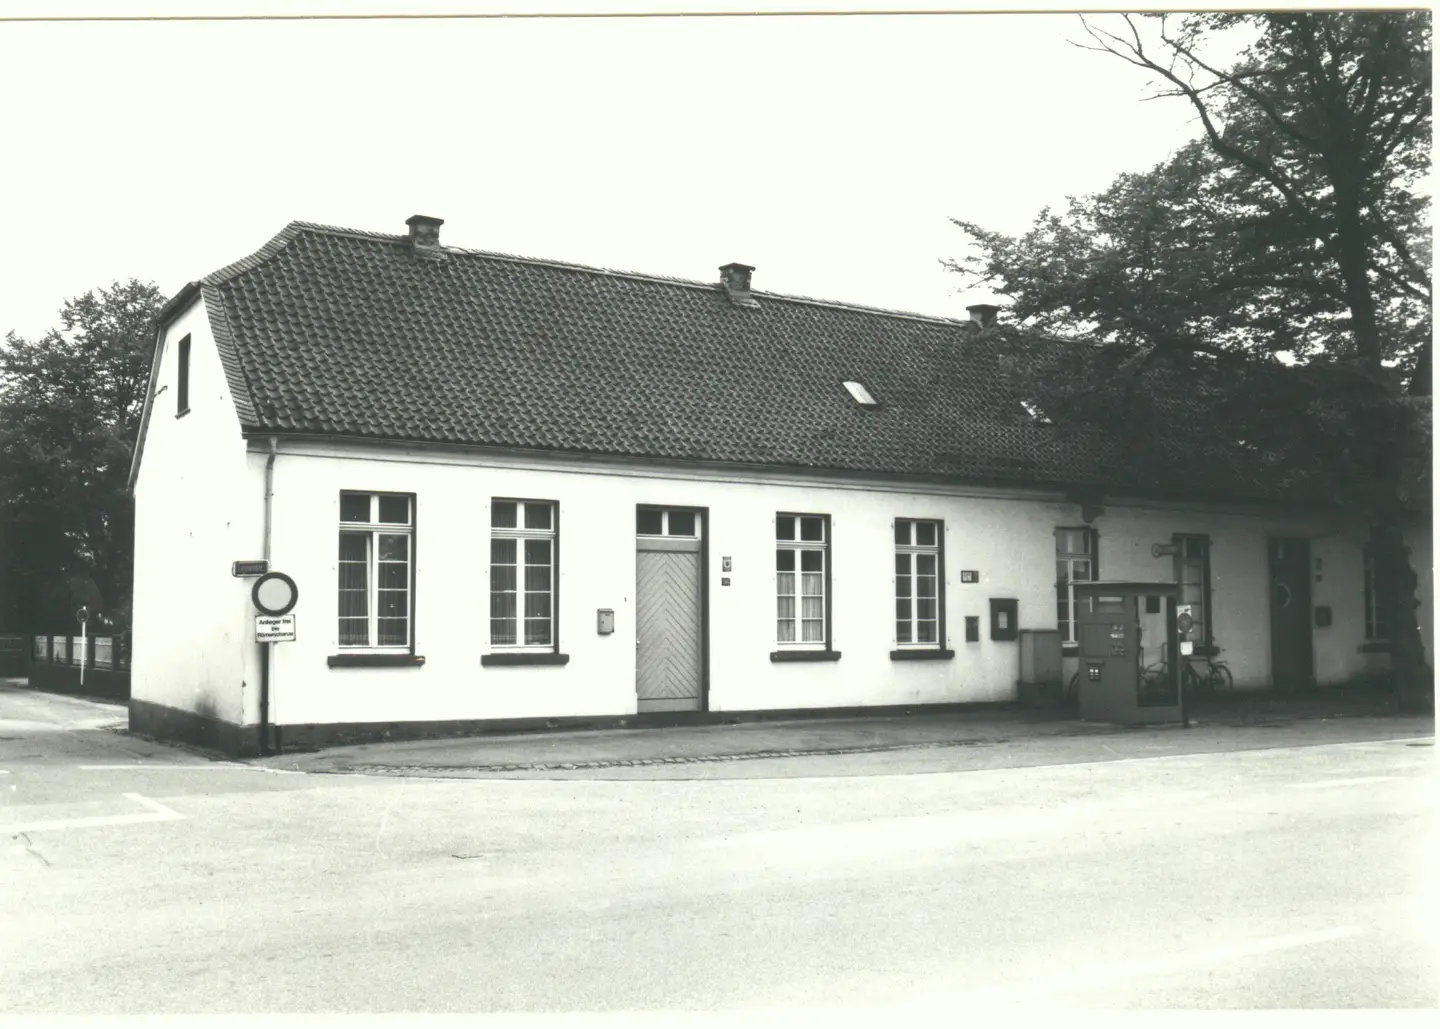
left=189, top=220, right=1332, bottom=505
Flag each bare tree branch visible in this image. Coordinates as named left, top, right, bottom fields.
left=1157, top=20, right=1326, bottom=149
left=1077, top=15, right=1328, bottom=249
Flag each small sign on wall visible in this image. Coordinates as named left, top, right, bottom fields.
left=960, top=570, right=979, bottom=583
left=722, top=556, right=732, bottom=572
left=255, top=614, right=296, bottom=643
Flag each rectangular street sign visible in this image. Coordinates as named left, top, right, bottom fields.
left=255, top=614, right=296, bottom=643
left=233, top=560, right=269, bottom=577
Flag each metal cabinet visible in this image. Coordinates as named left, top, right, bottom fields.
left=1074, top=580, right=1183, bottom=725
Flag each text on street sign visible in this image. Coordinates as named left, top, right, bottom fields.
left=255, top=614, right=296, bottom=643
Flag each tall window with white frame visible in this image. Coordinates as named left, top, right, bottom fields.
left=1055, top=527, right=1095, bottom=649
left=895, top=518, right=942, bottom=648
left=490, top=499, right=557, bottom=649
left=776, top=514, right=828, bottom=649
left=338, top=492, right=413, bottom=649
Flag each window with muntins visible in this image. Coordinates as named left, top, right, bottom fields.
left=895, top=519, right=942, bottom=647
left=1055, top=527, right=1096, bottom=646
left=636, top=507, right=698, bottom=537
left=338, top=492, right=413, bottom=649
left=776, top=514, right=828, bottom=648
left=490, top=499, right=556, bottom=649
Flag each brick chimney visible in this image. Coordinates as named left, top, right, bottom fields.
left=405, top=214, right=444, bottom=250
left=720, top=262, right=760, bottom=309
left=966, top=303, right=1000, bottom=328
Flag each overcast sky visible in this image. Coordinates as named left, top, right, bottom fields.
left=0, top=3, right=1246, bottom=339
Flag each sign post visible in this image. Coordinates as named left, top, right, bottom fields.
left=251, top=572, right=298, bottom=756
left=76, top=605, right=89, bottom=690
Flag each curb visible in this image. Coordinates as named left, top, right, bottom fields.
left=313, top=728, right=1135, bottom=776
left=292, top=709, right=1429, bottom=778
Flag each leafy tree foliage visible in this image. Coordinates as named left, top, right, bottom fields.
left=0, top=280, right=163, bottom=634
left=951, top=11, right=1432, bottom=707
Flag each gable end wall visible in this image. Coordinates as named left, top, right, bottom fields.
left=131, top=299, right=261, bottom=726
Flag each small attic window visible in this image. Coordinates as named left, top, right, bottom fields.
left=1020, top=399, right=1052, bottom=425
left=843, top=381, right=878, bottom=407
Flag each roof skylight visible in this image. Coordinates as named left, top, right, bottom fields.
left=1021, top=399, right=1053, bottom=425
left=843, top=380, right=878, bottom=407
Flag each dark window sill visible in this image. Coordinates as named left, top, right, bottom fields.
left=890, top=649, right=956, bottom=661
left=1359, top=640, right=1392, bottom=654
left=481, top=652, right=571, bottom=667
left=327, top=653, right=426, bottom=668
left=175, top=408, right=191, bottom=419
left=1062, top=642, right=1079, bottom=655
left=769, top=650, right=842, bottom=662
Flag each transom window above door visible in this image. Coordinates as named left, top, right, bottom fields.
left=636, top=508, right=700, bottom=537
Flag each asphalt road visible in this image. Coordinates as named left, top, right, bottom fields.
left=2, top=683, right=1435, bottom=1013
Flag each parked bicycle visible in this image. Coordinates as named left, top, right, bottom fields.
left=1065, top=644, right=1233, bottom=704
left=1140, top=645, right=1233, bottom=696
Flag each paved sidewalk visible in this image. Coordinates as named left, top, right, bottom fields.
left=257, top=689, right=1433, bottom=779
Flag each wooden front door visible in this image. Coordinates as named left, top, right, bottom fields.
left=1268, top=538, right=1314, bottom=691
left=636, top=526, right=704, bottom=713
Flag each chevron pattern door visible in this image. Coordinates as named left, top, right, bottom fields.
left=636, top=540, right=703, bottom=712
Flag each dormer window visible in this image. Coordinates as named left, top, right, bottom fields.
left=843, top=381, right=878, bottom=407
left=1021, top=399, right=1052, bottom=425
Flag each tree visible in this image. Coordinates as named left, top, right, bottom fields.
left=950, top=11, right=1432, bottom=708
left=0, top=280, right=163, bottom=634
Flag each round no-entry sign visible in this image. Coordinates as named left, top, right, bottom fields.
left=252, top=571, right=298, bottom=616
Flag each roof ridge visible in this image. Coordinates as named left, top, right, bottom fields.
left=282, top=219, right=995, bottom=331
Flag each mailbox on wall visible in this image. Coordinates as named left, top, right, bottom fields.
left=989, top=598, right=1018, bottom=641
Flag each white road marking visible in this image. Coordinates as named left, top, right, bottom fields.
left=1286, top=775, right=1403, bottom=789
left=78, top=763, right=301, bottom=774
left=1, top=792, right=184, bottom=834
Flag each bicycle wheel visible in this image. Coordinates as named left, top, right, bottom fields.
left=1208, top=663, right=1234, bottom=692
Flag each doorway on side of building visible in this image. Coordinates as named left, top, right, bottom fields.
left=1268, top=537, right=1315, bottom=691
left=635, top=507, right=706, bottom=713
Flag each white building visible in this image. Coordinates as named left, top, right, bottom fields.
left=127, top=215, right=1433, bottom=755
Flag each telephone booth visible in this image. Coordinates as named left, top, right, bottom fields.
left=1073, top=580, right=1184, bottom=726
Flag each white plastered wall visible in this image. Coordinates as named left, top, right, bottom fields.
left=131, top=299, right=261, bottom=725
left=261, top=443, right=1406, bottom=728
